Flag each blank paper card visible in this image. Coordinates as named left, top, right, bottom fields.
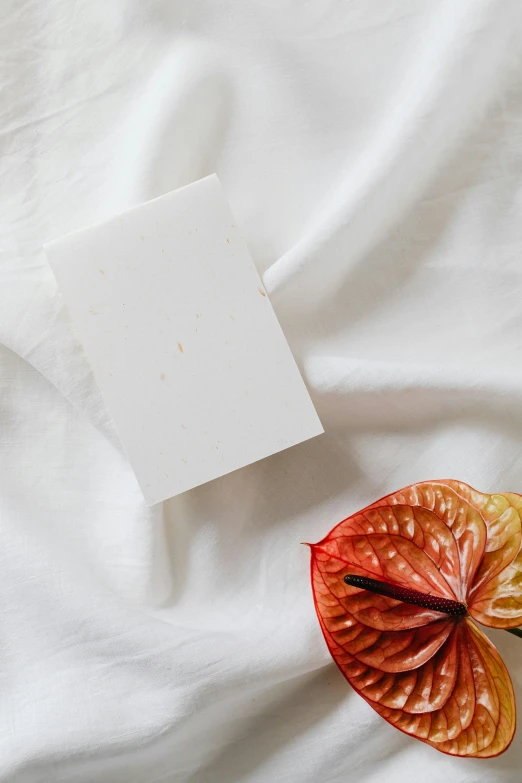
left=45, top=175, right=323, bottom=504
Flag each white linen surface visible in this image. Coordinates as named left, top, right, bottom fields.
left=2, top=1, right=522, bottom=780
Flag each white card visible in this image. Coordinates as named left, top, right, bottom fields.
left=45, top=175, right=323, bottom=504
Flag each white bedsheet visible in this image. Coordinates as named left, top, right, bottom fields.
left=2, top=1, right=522, bottom=780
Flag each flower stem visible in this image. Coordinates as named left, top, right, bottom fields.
left=505, top=627, right=522, bottom=639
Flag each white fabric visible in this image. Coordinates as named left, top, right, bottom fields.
left=2, top=1, right=522, bottom=780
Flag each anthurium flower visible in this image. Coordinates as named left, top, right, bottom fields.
left=310, top=480, right=522, bottom=757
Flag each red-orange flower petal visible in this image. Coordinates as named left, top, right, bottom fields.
left=469, top=548, right=522, bottom=628
left=313, top=553, right=456, bottom=672
left=367, top=481, right=488, bottom=599
left=310, top=480, right=521, bottom=757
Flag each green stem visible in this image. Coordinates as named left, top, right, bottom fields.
left=505, top=627, right=522, bottom=639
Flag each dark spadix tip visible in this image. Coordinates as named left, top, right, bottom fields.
left=344, top=574, right=468, bottom=617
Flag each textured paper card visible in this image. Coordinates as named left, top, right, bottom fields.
left=45, top=175, right=323, bottom=504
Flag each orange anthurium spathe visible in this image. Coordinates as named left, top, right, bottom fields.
left=310, top=480, right=522, bottom=757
